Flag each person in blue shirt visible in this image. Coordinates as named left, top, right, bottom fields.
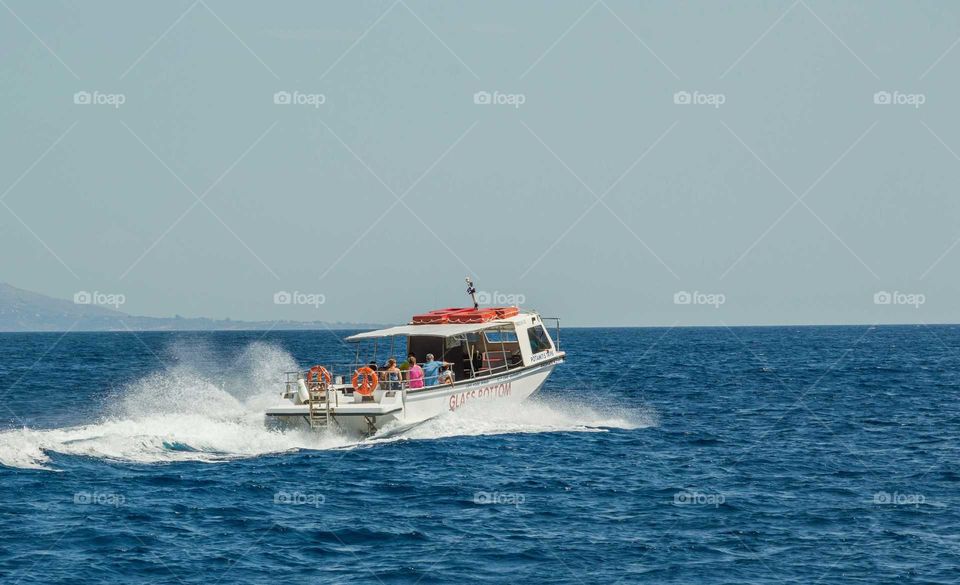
left=421, top=353, right=453, bottom=386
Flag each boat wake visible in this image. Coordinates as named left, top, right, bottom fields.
left=368, top=397, right=653, bottom=446
left=0, top=342, right=654, bottom=471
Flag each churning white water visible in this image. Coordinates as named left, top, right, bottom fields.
left=0, top=342, right=652, bottom=470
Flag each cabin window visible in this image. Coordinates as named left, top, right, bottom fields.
left=485, top=330, right=518, bottom=343
left=527, top=325, right=552, bottom=354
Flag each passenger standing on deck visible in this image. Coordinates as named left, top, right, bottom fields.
left=406, top=356, right=424, bottom=389
left=422, top=353, right=453, bottom=387
left=384, top=358, right=402, bottom=390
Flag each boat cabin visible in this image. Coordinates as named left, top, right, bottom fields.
left=345, top=307, right=560, bottom=384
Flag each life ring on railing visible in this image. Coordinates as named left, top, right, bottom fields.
left=351, top=366, right=379, bottom=396
left=306, top=365, right=332, bottom=387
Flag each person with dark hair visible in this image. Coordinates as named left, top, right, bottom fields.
left=399, top=353, right=416, bottom=373
left=438, top=364, right=455, bottom=386
left=384, top=358, right=402, bottom=390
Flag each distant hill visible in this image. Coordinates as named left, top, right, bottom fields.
left=0, top=283, right=384, bottom=332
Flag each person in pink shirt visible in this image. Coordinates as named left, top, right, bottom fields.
left=406, top=356, right=425, bottom=389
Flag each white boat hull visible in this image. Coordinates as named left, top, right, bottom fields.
left=265, top=358, right=561, bottom=435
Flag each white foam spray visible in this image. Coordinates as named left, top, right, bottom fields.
left=0, top=342, right=653, bottom=470
left=369, top=395, right=654, bottom=445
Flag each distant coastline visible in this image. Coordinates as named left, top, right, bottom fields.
left=0, top=282, right=385, bottom=333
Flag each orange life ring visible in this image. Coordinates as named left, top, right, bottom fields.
left=306, top=365, right=332, bottom=387
left=351, top=366, right=379, bottom=396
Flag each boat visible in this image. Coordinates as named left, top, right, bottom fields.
left=264, top=279, right=564, bottom=434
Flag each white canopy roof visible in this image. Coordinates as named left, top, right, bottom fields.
left=345, top=321, right=510, bottom=341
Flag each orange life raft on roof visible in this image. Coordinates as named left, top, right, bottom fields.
left=411, top=306, right=519, bottom=324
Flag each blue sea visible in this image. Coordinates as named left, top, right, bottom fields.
left=0, top=326, right=957, bottom=584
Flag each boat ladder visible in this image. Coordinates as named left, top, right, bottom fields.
left=307, top=387, right=331, bottom=429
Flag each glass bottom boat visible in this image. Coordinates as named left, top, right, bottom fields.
left=264, top=289, right=564, bottom=435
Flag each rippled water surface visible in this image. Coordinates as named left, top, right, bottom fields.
left=0, top=326, right=957, bottom=583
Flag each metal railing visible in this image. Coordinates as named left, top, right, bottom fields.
left=284, top=352, right=531, bottom=396
left=285, top=323, right=563, bottom=396
left=541, top=317, right=561, bottom=351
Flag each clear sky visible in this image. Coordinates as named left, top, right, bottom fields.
left=2, top=1, right=959, bottom=327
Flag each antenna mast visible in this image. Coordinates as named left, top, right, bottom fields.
left=465, top=277, right=479, bottom=309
